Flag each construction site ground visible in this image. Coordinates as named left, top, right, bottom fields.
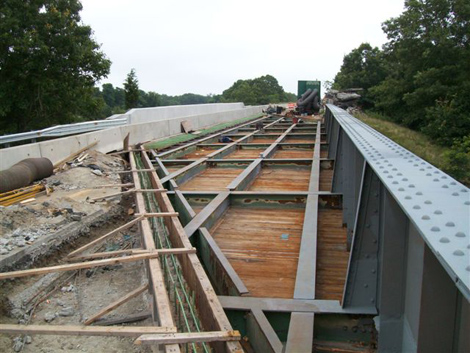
left=0, top=151, right=153, bottom=352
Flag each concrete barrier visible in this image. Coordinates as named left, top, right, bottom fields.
left=0, top=104, right=265, bottom=170
left=126, top=103, right=245, bottom=124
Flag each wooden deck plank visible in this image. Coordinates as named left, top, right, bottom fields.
left=271, top=149, right=314, bottom=159
left=178, top=149, right=215, bottom=159
left=248, top=138, right=277, bottom=144
left=316, top=209, right=349, bottom=301
left=179, top=168, right=243, bottom=191
left=211, top=207, right=304, bottom=299
left=284, top=138, right=315, bottom=143
left=223, top=149, right=264, bottom=159
left=320, top=169, right=333, bottom=192
left=249, top=167, right=311, bottom=192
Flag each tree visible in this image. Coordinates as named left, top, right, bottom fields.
left=222, top=75, right=291, bottom=105
left=323, top=80, right=333, bottom=92
left=139, top=91, right=160, bottom=107
left=372, top=0, right=470, bottom=135
left=102, top=83, right=116, bottom=108
left=333, top=43, right=387, bottom=107
left=222, top=80, right=257, bottom=105
left=0, top=0, right=111, bottom=133
left=124, top=69, right=139, bottom=110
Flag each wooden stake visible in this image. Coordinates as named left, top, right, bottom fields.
left=135, top=330, right=241, bottom=345
left=0, top=324, right=175, bottom=337
left=85, top=284, right=149, bottom=325
left=67, top=216, right=144, bottom=258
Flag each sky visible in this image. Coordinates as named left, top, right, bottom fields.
left=80, top=0, right=405, bottom=96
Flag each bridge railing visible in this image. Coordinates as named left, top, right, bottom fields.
left=0, top=117, right=128, bottom=146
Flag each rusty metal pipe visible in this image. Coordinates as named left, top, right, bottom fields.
left=0, top=158, right=53, bottom=193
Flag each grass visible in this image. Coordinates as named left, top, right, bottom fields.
left=355, top=111, right=450, bottom=167
left=144, top=113, right=263, bottom=150
left=354, top=111, right=469, bottom=186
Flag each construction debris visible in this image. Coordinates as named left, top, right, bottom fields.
left=0, top=150, right=126, bottom=269
left=324, top=88, right=363, bottom=109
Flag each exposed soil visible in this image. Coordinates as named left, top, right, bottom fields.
left=0, top=151, right=154, bottom=353
left=0, top=150, right=128, bottom=271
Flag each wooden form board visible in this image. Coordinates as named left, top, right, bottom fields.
left=128, top=150, right=179, bottom=353
left=138, top=149, right=243, bottom=353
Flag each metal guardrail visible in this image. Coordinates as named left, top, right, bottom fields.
left=0, top=117, right=128, bottom=146
left=325, top=104, right=470, bottom=300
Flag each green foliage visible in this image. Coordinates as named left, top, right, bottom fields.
left=333, top=43, right=387, bottom=108
left=124, top=68, right=139, bottom=110
left=222, top=75, right=294, bottom=105
left=443, top=136, right=470, bottom=184
left=422, top=81, right=470, bottom=145
left=158, top=93, right=222, bottom=106
left=222, top=80, right=257, bottom=105
left=284, top=92, right=297, bottom=102
left=356, top=111, right=470, bottom=185
left=375, top=0, right=470, bottom=135
left=139, top=90, right=160, bottom=108
left=334, top=0, right=470, bottom=147
left=0, top=0, right=111, bottom=133
left=334, top=43, right=386, bottom=90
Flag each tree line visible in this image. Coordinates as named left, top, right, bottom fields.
left=0, top=1, right=295, bottom=135
left=333, top=0, right=469, bottom=180
left=91, top=72, right=297, bottom=120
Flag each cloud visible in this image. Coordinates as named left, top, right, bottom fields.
left=80, top=0, right=404, bottom=95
